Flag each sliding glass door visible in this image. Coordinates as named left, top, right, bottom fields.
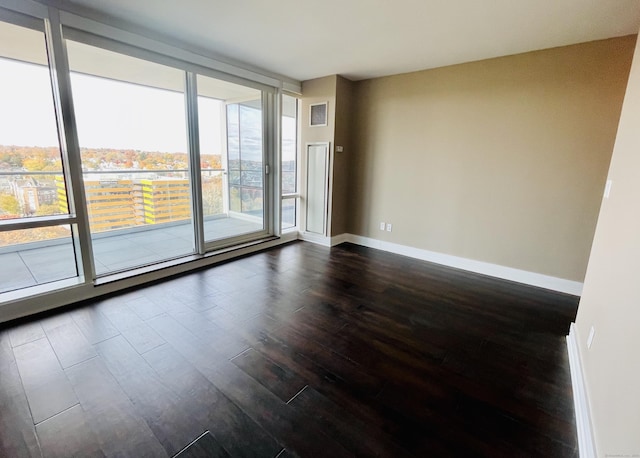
left=66, top=40, right=195, bottom=275
left=196, top=74, right=267, bottom=246
left=65, top=40, right=271, bottom=275
left=0, top=3, right=284, bottom=298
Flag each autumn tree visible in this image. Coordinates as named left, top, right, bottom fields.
left=22, top=155, right=48, bottom=171
left=202, top=175, right=223, bottom=215
left=35, top=203, right=61, bottom=217
left=0, top=194, right=21, bottom=215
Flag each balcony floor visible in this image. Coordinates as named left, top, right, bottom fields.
left=0, top=216, right=263, bottom=294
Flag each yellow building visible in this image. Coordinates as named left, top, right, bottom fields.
left=56, top=176, right=192, bottom=231
left=84, top=179, right=138, bottom=232
left=134, top=179, right=191, bottom=224
left=57, top=176, right=138, bottom=232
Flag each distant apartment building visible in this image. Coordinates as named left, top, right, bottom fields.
left=56, top=176, right=190, bottom=232
left=12, top=179, right=57, bottom=215
left=134, top=179, right=191, bottom=224
left=0, top=177, right=11, bottom=194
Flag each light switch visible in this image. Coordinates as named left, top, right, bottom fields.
left=587, top=326, right=595, bottom=349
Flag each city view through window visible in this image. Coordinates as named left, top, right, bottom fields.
left=0, top=20, right=82, bottom=292
left=0, top=25, right=297, bottom=292
left=0, top=64, right=297, bottom=235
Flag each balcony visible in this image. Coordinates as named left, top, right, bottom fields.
left=0, top=216, right=264, bottom=294
left=0, top=169, right=277, bottom=295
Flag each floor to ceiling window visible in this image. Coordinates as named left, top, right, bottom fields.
left=196, top=74, right=267, bottom=245
left=281, top=94, right=299, bottom=230
left=0, top=17, right=80, bottom=294
left=66, top=40, right=195, bottom=276
left=0, top=3, right=299, bottom=313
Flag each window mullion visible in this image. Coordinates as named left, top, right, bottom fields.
left=45, top=7, right=95, bottom=282
left=185, top=71, right=205, bottom=255
left=0, top=214, right=77, bottom=231
left=265, top=91, right=279, bottom=236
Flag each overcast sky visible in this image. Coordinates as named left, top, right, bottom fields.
left=0, top=58, right=295, bottom=160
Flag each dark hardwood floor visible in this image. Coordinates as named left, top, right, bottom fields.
left=0, top=241, right=579, bottom=457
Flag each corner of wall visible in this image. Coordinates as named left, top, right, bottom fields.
left=299, top=74, right=356, bottom=239
left=566, top=323, right=597, bottom=458
left=331, top=75, right=356, bottom=236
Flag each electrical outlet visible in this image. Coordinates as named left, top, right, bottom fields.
left=587, top=326, right=595, bottom=349
left=386, top=223, right=392, bottom=232
left=379, top=222, right=385, bottom=231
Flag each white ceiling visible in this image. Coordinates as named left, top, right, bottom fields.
left=57, top=0, right=640, bottom=82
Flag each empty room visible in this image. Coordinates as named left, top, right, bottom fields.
left=1, top=0, right=639, bottom=457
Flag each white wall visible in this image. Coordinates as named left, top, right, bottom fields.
left=575, top=29, right=640, bottom=456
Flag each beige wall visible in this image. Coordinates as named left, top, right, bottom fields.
left=349, top=36, right=635, bottom=282
left=332, top=75, right=355, bottom=235
left=299, top=75, right=356, bottom=237
left=300, top=76, right=336, bottom=145
left=300, top=76, right=337, bottom=236
left=575, top=32, right=640, bottom=455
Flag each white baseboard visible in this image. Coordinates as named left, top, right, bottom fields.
left=329, top=234, right=582, bottom=295
left=298, top=231, right=332, bottom=247
left=330, top=233, right=349, bottom=246
left=567, top=323, right=596, bottom=458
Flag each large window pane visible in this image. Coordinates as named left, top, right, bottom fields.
left=197, top=74, right=264, bottom=243
left=0, top=225, right=78, bottom=293
left=67, top=40, right=193, bottom=275
left=0, top=19, right=80, bottom=295
left=0, top=21, right=68, bottom=220
left=231, top=102, right=264, bottom=217
left=227, top=104, right=240, bottom=164
left=281, top=94, right=298, bottom=230
left=282, top=198, right=296, bottom=230
left=282, top=95, right=298, bottom=195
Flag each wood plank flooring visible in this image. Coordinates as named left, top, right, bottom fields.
left=0, top=241, right=579, bottom=457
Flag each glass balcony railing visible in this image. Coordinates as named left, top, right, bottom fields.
left=0, top=168, right=264, bottom=290
left=1, top=166, right=293, bottom=293
left=1, top=168, right=225, bottom=241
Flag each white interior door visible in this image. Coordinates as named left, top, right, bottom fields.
left=305, top=143, right=329, bottom=235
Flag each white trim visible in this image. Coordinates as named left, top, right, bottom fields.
left=298, top=231, right=332, bottom=247
left=339, top=234, right=583, bottom=295
left=330, top=233, right=349, bottom=246
left=567, top=323, right=597, bottom=458
left=326, top=143, right=334, bottom=241
left=309, top=102, right=328, bottom=127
